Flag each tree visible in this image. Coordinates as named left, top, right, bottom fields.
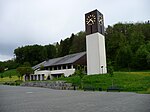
left=22, top=62, right=31, bottom=67
left=0, top=64, right=4, bottom=82
left=45, top=44, right=56, bottom=59
left=105, top=22, right=150, bottom=70
left=146, top=54, right=150, bottom=68
left=40, top=64, right=45, bottom=70
left=115, top=45, right=132, bottom=70
left=134, top=44, right=149, bottom=70
left=16, top=67, right=33, bottom=80
left=73, top=65, right=85, bottom=78
left=69, top=31, right=86, bottom=54
left=14, top=45, right=47, bottom=66
left=0, top=63, right=4, bottom=73
left=13, top=22, right=150, bottom=71
left=72, top=65, right=86, bottom=89
left=56, top=31, right=86, bottom=57
left=146, top=41, right=150, bottom=67
left=129, top=31, right=145, bottom=53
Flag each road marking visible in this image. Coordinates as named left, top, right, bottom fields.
left=26, top=92, right=33, bottom=94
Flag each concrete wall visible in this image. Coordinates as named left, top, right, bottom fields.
left=86, top=32, right=107, bottom=75
left=21, top=81, right=77, bottom=90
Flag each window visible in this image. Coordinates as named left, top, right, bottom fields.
left=54, top=66, right=57, bottom=70
left=63, top=65, right=66, bottom=69
left=68, top=65, right=71, bottom=69
left=58, top=66, right=61, bottom=70
left=50, top=67, right=52, bottom=70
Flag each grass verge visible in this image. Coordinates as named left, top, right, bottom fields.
left=56, top=72, right=150, bottom=94
left=0, top=70, right=150, bottom=94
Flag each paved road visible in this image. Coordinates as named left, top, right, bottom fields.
left=0, top=85, right=150, bottom=112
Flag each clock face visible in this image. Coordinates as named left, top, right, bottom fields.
left=99, top=16, right=103, bottom=25
left=86, top=14, right=96, bottom=25
left=85, top=10, right=104, bottom=35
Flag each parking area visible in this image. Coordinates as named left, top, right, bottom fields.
left=0, top=85, right=150, bottom=112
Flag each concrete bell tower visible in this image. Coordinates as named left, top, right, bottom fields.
left=85, top=9, right=107, bottom=75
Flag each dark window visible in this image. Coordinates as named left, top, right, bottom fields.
left=63, top=65, right=66, bottom=69
left=35, top=75, right=37, bottom=80
left=38, top=75, right=40, bottom=80
left=58, top=66, right=61, bottom=70
left=54, top=66, right=57, bottom=70
left=42, top=74, right=44, bottom=80
left=73, top=65, right=76, bottom=69
left=68, top=65, right=71, bottom=69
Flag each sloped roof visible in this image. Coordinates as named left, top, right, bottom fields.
left=32, top=61, right=47, bottom=70
left=32, top=52, right=86, bottom=70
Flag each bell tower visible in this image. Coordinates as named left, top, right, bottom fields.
left=85, top=9, right=107, bottom=75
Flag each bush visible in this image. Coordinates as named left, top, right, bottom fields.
left=3, top=80, right=23, bottom=86
left=15, top=80, right=23, bottom=85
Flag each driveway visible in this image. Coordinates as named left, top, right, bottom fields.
left=0, top=85, right=150, bottom=112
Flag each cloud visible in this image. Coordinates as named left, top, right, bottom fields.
left=0, top=54, right=14, bottom=62
left=0, top=0, right=150, bottom=61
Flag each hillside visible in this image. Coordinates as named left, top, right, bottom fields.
left=56, top=71, right=150, bottom=94
left=0, top=69, right=19, bottom=77
left=0, top=69, right=150, bottom=94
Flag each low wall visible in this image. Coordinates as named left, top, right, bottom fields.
left=21, top=81, right=77, bottom=90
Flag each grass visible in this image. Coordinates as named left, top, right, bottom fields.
left=0, top=69, right=20, bottom=84
left=138, top=88, right=150, bottom=94
left=56, top=72, right=150, bottom=94
left=0, top=69, right=20, bottom=77
left=0, top=70, right=150, bottom=94
left=0, top=76, right=18, bottom=83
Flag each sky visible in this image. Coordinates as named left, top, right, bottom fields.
left=0, top=0, right=149, bottom=61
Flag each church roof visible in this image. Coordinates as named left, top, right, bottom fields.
left=32, top=52, right=86, bottom=70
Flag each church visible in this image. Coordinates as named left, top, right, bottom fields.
left=24, top=9, right=107, bottom=81
left=24, top=52, right=86, bottom=81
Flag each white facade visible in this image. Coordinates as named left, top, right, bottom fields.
left=34, top=70, right=51, bottom=80
left=86, top=32, right=107, bottom=75
left=50, top=69, right=75, bottom=77
left=32, top=68, right=75, bottom=80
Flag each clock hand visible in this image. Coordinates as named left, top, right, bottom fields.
left=90, top=19, right=94, bottom=24
left=87, top=18, right=94, bottom=24
left=99, top=19, right=103, bottom=24
left=87, top=19, right=92, bottom=24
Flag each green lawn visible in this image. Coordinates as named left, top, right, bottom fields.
left=0, top=69, right=20, bottom=83
left=0, top=76, right=18, bottom=83
left=0, top=70, right=150, bottom=94
left=56, top=72, right=150, bottom=94
left=0, top=69, right=20, bottom=77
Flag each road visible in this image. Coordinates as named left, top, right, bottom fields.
left=0, top=85, right=150, bottom=112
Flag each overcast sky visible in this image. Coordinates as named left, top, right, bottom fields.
left=0, top=0, right=149, bottom=61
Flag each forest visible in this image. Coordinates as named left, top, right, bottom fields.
left=0, top=22, right=150, bottom=71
